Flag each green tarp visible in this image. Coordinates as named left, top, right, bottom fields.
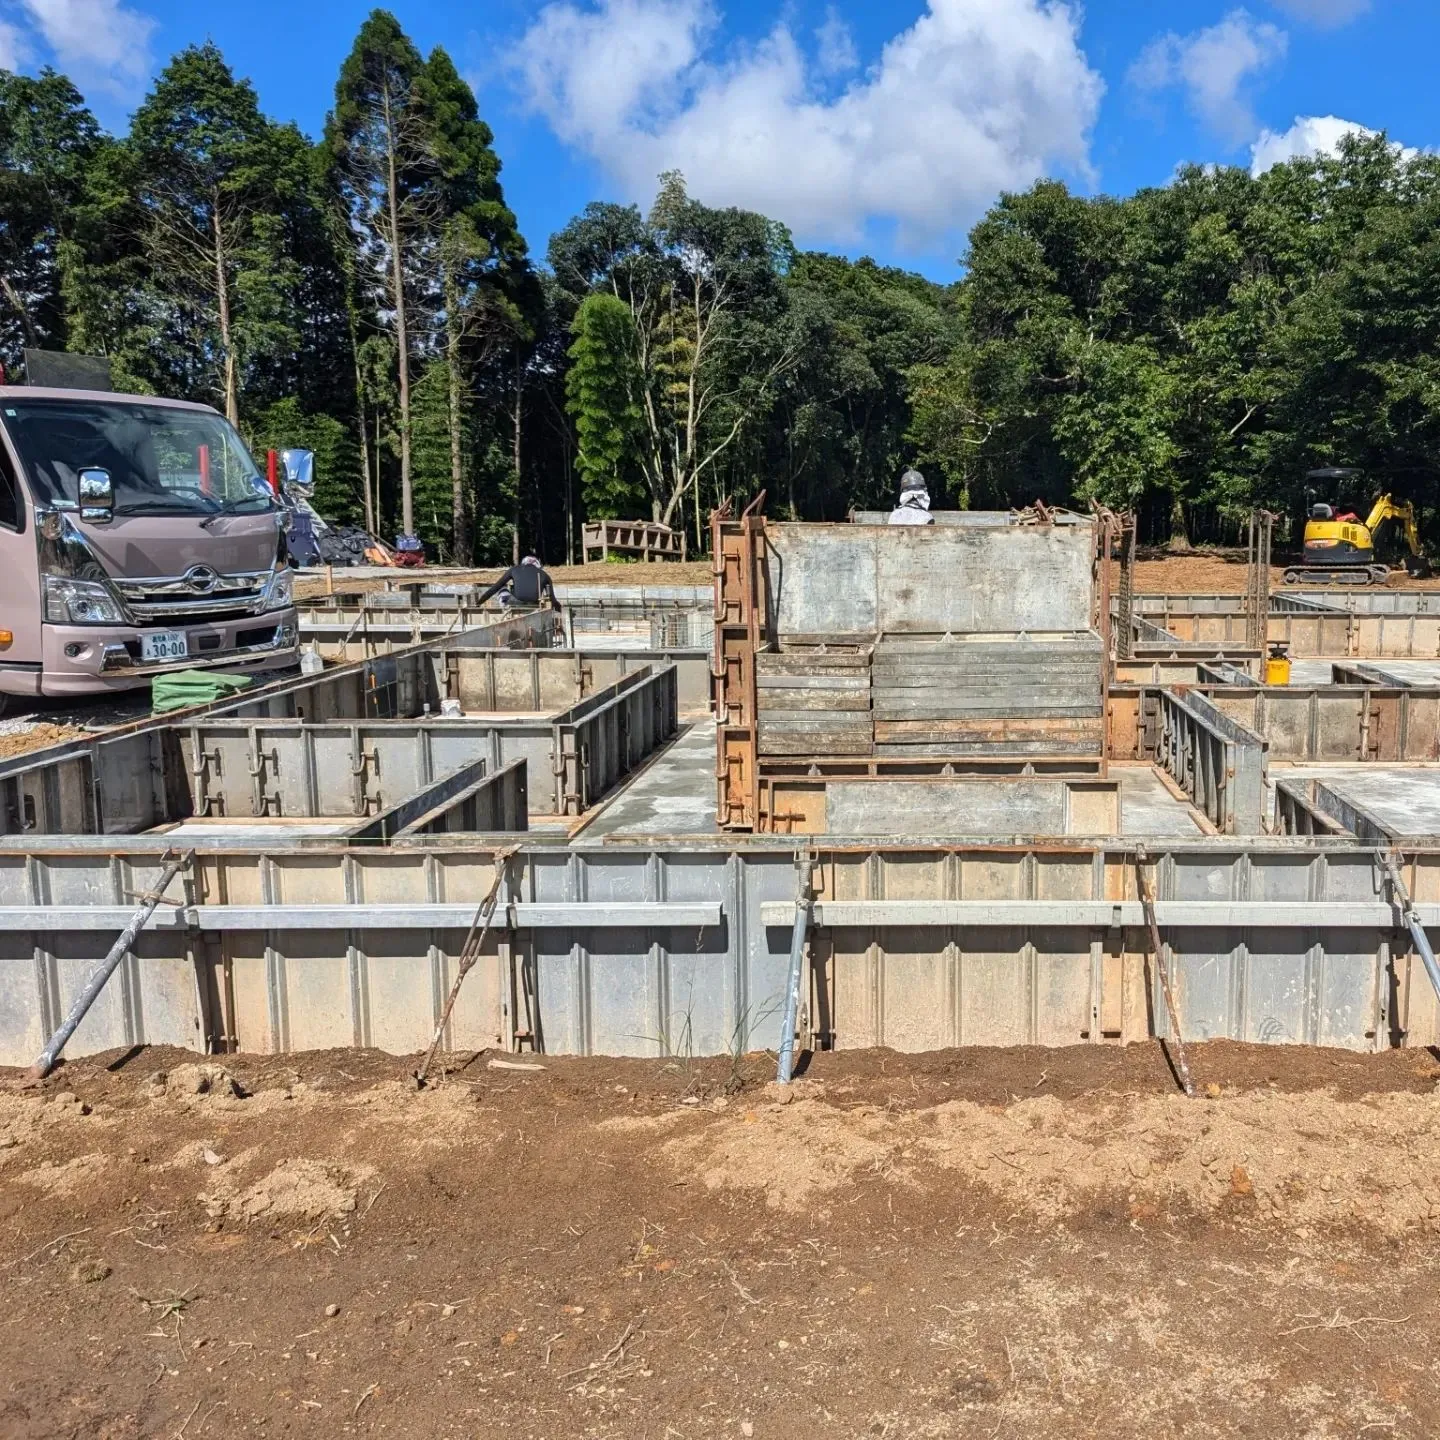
left=151, top=670, right=255, bottom=715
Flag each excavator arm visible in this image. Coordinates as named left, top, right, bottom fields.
left=1364, top=494, right=1426, bottom=559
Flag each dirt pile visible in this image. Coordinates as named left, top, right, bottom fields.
left=651, top=1086, right=1440, bottom=1233
left=199, top=1156, right=378, bottom=1223
left=159, top=1062, right=246, bottom=1101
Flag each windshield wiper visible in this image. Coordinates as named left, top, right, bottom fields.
left=114, top=500, right=206, bottom=516
left=199, top=489, right=275, bottom=529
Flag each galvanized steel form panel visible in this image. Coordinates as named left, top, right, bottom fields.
left=1153, top=691, right=1267, bottom=834
left=2, top=843, right=1436, bottom=1067
left=554, top=667, right=678, bottom=814
left=1198, top=686, right=1440, bottom=763
left=396, top=759, right=529, bottom=837
left=178, top=720, right=553, bottom=818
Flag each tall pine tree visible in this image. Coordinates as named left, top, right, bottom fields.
left=126, top=43, right=304, bottom=423
left=325, top=10, right=433, bottom=537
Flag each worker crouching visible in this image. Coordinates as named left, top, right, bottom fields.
left=889, top=468, right=934, bottom=526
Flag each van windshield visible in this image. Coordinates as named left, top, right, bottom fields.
left=0, top=398, right=276, bottom=518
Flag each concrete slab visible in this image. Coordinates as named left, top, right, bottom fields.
left=1278, top=658, right=1440, bottom=687
left=158, top=819, right=357, bottom=840
left=584, top=719, right=719, bottom=837
left=1113, top=765, right=1206, bottom=837
left=1278, top=764, right=1440, bottom=838
left=1340, top=660, right=1440, bottom=686
left=1287, top=658, right=1345, bottom=686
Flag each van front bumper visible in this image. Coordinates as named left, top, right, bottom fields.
left=39, top=610, right=299, bottom=695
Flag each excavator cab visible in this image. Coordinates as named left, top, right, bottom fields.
left=1286, top=467, right=1431, bottom=585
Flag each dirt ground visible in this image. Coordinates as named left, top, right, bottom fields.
left=4, top=1040, right=1440, bottom=1440
left=295, top=550, right=1440, bottom=602
left=1136, top=548, right=1440, bottom=594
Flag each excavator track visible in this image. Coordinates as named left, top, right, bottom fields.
left=1283, top=564, right=1390, bottom=586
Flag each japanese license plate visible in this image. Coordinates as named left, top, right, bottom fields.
left=141, top=630, right=188, bottom=662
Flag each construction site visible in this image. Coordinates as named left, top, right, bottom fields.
left=6, top=508, right=1440, bottom=1438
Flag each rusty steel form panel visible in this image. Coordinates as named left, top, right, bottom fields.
left=712, top=499, right=769, bottom=829
left=1109, top=682, right=1440, bottom=766
left=1196, top=685, right=1440, bottom=763
left=1113, top=511, right=1138, bottom=662
left=715, top=506, right=1105, bottom=831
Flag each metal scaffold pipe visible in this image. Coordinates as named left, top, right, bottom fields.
left=27, top=850, right=191, bottom=1082
left=776, top=855, right=814, bottom=1085
left=1379, top=853, right=1440, bottom=1005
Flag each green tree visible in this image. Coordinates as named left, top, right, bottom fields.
left=246, top=394, right=363, bottom=524
left=551, top=173, right=800, bottom=528
left=126, top=43, right=304, bottom=423
left=566, top=291, right=645, bottom=517
left=0, top=68, right=99, bottom=369
left=326, top=10, right=433, bottom=537
left=416, top=46, right=531, bottom=563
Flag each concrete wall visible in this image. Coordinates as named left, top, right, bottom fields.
left=764, top=522, right=1094, bottom=637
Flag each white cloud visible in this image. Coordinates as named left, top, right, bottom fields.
left=1129, top=9, right=1288, bottom=144
left=0, top=17, right=34, bottom=71
left=1250, top=114, right=1417, bottom=175
left=1271, top=0, right=1370, bottom=27
left=18, top=0, right=156, bottom=98
left=510, top=0, right=1104, bottom=248
left=814, top=7, right=857, bottom=77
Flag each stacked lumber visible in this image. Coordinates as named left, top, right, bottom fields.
left=871, top=633, right=1103, bottom=756
left=757, top=649, right=873, bottom=756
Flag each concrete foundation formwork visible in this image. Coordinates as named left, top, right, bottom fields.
left=1, top=838, right=1438, bottom=1067
left=298, top=584, right=713, bottom=661
left=712, top=511, right=1108, bottom=830
left=17, top=565, right=1440, bottom=1071
left=1127, top=590, right=1440, bottom=657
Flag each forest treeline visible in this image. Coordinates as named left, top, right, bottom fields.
left=4, top=8, right=1439, bottom=560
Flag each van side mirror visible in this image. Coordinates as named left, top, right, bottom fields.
left=78, top=467, right=114, bottom=524
left=280, top=449, right=314, bottom=498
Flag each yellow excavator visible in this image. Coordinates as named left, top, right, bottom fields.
left=1284, top=468, right=1432, bottom=585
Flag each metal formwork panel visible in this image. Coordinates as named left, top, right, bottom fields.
left=5, top=843, right=1440, bottom=1067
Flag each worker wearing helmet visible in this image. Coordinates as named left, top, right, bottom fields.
left=889, top=468, right=934, bottom=525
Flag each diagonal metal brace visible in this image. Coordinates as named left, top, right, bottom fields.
left=28, top=849, right=193, bottom=1081
left=1378, top=852, right=1440, bottom=1007
left=415, top=846, right=520, bottom=1086
left=1135, top=847, right=1196, bottom=1097
left=776, top=853, right=815, bottom=1085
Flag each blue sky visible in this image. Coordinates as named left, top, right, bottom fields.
left=1, top=0, right=1434, bottom=280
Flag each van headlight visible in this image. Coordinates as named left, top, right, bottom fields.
left=259, top=566, right=294, bottom=612
left=43, top=576, right=126, bottom=624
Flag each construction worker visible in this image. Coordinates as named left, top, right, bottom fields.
left=889, top=468, right=934, bottom=526
left=477, top=555, right=557, bottom=609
